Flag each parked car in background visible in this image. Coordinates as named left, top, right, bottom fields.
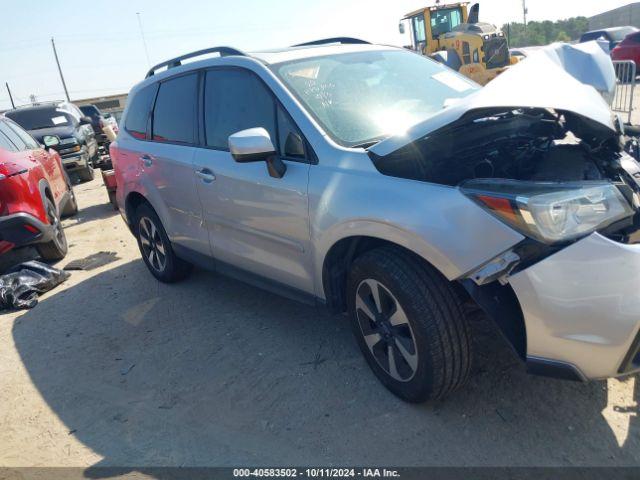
left=113, top=40, right=640, bottom=402
left=0, top=116, right=77, bottom=260
left=579, top=26, right=639, bottom=52
left=611, top=30, right=640, bottom=71
left=79, top=104, right=108, bottom=147
left=6, top=101, right=98, bottom=182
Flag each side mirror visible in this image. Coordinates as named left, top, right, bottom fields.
left=80, top=116, right=92, bottom=125
left=228, top=128, right=287, bottom=178
left=399, top=22, right=405, bottom=34
left=42, top=135, right=61, bottom=148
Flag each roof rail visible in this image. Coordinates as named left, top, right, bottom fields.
left=292, top=37, right=371, bottom=47
left=145, top=46, right=247, bottom=78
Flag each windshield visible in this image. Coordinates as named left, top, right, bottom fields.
left=6, top=108, right=75, bottom=130
left=272, top=49, right=478, bottom=147
left=611, top=27, right=639, bottom=41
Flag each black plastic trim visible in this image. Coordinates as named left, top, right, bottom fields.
left=292, top=37, right=371, bottom=47
left=526, top=356, right=587, bottom=382
left=618, top=327, right=640, bottom=374
left=0, top=212, right=53, bottom=246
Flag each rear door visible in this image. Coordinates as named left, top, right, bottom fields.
left=141, top=72, right=210, bottom=256
left=192, top=68, right=313, bottom=293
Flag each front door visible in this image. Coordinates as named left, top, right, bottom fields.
left=192, top=68, right=314, bottom=294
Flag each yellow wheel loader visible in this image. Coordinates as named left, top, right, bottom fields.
left=399, top=2, right=516, bottom=85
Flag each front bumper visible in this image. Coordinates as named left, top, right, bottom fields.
left=60, top=150, right=90, bottom=172
left=0, top=212, right=53, bottom=247
left=509, top=232, right=640, bottom=380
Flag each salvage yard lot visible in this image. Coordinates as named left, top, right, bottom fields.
left=1, top=172, right=640, bottom=467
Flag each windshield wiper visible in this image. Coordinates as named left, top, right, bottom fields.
left=351, top=137, right=386, bottom=149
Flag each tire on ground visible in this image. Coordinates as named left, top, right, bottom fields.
left=347, top=246, right=472, bottom=402
left=37, top=198, right=68, bottom=261
left=134, top=203, right=192, bottom=283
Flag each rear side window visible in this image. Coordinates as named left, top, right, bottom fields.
left=125, top=83, right=158, bottom=140
left=152, top=74, right=198, bottom=144
left=204, top=69, right=276, bottom=150
left=0, top=126, right=17, bottom=152
left=5, top=120, right=39, bottom=149
left=0, top=121, right=27, bottom=150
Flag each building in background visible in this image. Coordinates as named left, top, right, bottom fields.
left=589, top=2, right=640, bottom=30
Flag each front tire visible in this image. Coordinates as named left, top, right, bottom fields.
left=134, top=203, right=192, bottom=283
left=347, top=247, right=472, bottom=402
left=37, top=198, right=68, bottom=261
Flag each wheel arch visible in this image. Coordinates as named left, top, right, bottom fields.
left=321, top=234, right=452, bottom=314
left=320, top=233, right=528, bottom=360
left=37, top=179, right=56, bottom=218
left=124, top=191, right=152, bottom=232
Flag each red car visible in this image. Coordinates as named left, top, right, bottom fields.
left=611, top=31, right=640, bottom=69
left=0, top=116, right=77, bottom=260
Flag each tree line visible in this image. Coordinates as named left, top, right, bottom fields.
left=501, top=17, right=590, bottom=47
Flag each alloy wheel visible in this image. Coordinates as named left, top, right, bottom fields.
left=139, top=216, right=167, bottom=273
left=355, top=279, right=419, bottom=382
left=47, top=204, right=66, bottom=249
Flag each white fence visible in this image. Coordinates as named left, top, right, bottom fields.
left=611, top=60, right=637, bottom=124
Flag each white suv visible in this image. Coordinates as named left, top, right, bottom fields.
left=111, top=38, right=640, bottom=402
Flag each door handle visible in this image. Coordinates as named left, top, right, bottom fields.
left=196, top=168, right=216, bottom=183
left=139, top=154, right=153, bottom=167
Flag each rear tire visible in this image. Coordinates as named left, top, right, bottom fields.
left=77, top=165, right=95, bottom=182
left=134, top=203, right=192, bottom=283
left=61, top=187, right=78, bottom=217
left=347, top=247, right=471, bottom=402
left=37, top=198, right=68, bottom=261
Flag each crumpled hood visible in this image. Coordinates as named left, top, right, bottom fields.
left=369, top=41, right=617, bottom=157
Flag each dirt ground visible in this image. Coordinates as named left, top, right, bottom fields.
left=0, top=172, right=639, bottom=470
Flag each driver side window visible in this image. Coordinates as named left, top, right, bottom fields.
left=204, top=69, right=276, bottom=150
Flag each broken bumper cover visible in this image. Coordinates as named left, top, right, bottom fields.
left=0, top=213, right=53, bottom=248
left=509, top=232, right=640, bottom=380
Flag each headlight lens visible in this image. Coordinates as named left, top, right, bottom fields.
left=462, top=180, right=635, bottom=243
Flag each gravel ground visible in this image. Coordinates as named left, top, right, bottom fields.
left=0, top=172, right=639, bottom=471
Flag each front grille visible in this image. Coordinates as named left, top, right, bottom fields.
left=484, top=37, right=509, bottom=69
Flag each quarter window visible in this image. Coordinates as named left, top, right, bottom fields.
left=5, top=120, right=39, bottom=149
left=0, top=128, right=17, bottom=152
left=125, top=83, right=158, bottom=140
left=152, top=74, right=198, bottom=144
left=204, top=69, right=276, bottom=150
left=0, top=121, right=27, bottom=150
left=277, top=106, right=305, bottom=159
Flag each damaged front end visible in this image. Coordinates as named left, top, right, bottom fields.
left=367, top=42, right=640, bottom=379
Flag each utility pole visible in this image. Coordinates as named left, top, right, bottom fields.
left=522, top=0, right=528, bottom=34
left=136, top=12, right=151, bottom=68
left=51, top=37, right=70, bottom=101
left=5, top=83, right=15, bottom=108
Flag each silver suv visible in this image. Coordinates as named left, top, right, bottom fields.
left=112, top=38, right=640, bottom=402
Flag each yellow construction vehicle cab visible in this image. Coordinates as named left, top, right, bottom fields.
left=400, top=2, right=514, bottom=85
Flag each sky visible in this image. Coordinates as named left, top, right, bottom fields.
left=0, top=0, right=636, bottom=110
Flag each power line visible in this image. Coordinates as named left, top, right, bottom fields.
left=137, top=12, right=152, bottom=68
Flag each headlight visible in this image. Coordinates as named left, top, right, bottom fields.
left=462, top=180, right=635, bottom=244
